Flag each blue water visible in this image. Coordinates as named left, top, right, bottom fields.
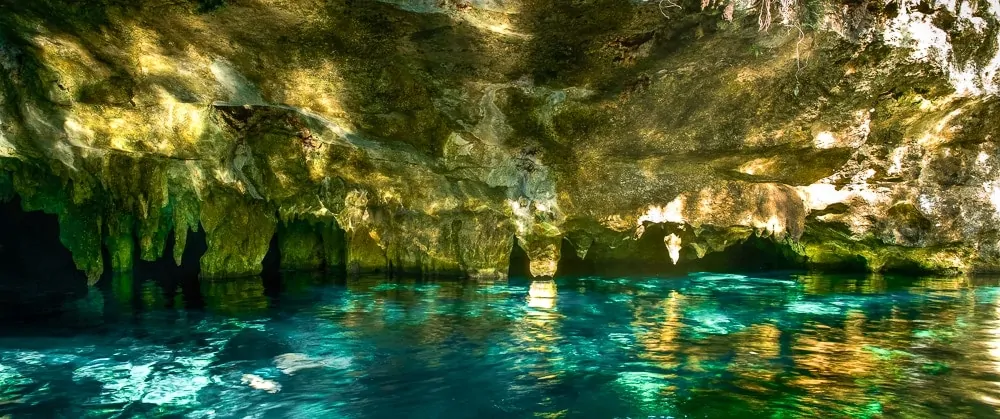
left=1, top=272, right=1000, bottom=418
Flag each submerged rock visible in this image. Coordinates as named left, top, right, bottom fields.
left=1, top=0, right=999, bottom=280
left=240, top=374, right=281, bottom=393
left=217, top=329, right=294, bottom=364
left=273, top=353, right=338, bottom=375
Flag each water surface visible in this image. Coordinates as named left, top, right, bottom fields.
left=1, top=272, right=1000, bottom=418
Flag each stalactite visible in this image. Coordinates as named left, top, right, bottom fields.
left=345, top=229, right=387, bottom=274
left=104, top=213, right=135, bottom=273
left=199, top=190, right=277, bottom=278
left=277, top=218, right=326, bottom=271
left=320, top=220, right=346, bottom=270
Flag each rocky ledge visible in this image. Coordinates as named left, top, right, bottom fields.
left=1, top=0, right=999, bottom=282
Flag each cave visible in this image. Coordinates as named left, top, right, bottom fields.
left=0, top=0, right=998, bottom=415
left=556, top=229, right=806, bottom=278
left=0, top=197, right=89, bottom=321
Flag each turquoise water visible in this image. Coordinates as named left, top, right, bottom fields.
left=2, top=272, right=1000, bottom=418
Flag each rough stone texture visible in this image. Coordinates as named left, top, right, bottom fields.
left=1, top=0, right=999, bottom=280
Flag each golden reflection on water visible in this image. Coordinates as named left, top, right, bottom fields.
left=799, top=273, right=889, bottom=294
left=522, top=280, right=562, bottom=363
left=984, top=298, right=1000, bottom=409
left=731, top=322, right=781, bottom=383
left=598, top=274, right=1000, bottom=417
left=634, top=290, right=683, bottom=371
left=521, top=280, right=564, bottom=417
left=527, top=280, right=557, bottom=309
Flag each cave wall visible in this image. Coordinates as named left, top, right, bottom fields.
left=1, top=0, right=999, bottom=280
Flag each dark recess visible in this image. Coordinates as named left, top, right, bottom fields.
left=508, top=238, right=532, bottom=279
left=555, top=226, right=806, bottom=278
left=261, top=232, right=282, bottom=297
left=0, top=197, right=89, bottom=321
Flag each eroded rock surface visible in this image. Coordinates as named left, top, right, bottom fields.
left=1, top=0, right=999, bottom=280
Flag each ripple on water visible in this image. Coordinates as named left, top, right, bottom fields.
left=785, top=300, right=845, bottom=316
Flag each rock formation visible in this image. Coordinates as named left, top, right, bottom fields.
left=1, top=0, right=999, bottom=281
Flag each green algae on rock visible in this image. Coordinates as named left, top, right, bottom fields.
left=2, top=0, right=1000, bottom=281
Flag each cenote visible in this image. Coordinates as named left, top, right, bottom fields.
left=6, top=0, right=1000, bottom=417
left=2, top=268, right=1000, bottom=418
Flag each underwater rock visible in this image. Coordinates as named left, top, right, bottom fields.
left=273, top=353, right=350, bottom=375
left=1, top=0, right=999, bottom=280
left=241, top=374, right=281, bottom=393
left=217, top=329, right=294, bottom=364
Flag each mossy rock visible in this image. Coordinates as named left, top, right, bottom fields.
left=199, top=190, right=277, bottom=278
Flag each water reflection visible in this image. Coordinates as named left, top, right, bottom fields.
left=0, top=272, right=998, bottom=417
left=518, top=279, right=563, bottom=411
left=527, top=279, right=557, bottom=309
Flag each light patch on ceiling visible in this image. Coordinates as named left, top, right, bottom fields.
left=638, top=196, right=686, bottom=226
left=0, top=117, right=14, bottom=157
left=978, top=151, right=991, bottom=165
left=985, top=181, right=1000, bottom=214
left=738, top=158, right=777, bottom=175
left=210, top=60, right=264, bottom=105
left=888, top=146, right=909, bottom=175
left=157, top=87, right=206, bottom=144
left=883, top=0, right=1000, bottom=95
left=377, top=0, right=529, bottom=37
left=919, top=193, right=937, bottom=213
left=813, top=131, right=837, bottom=149
left=753, top=214, right=785, bottom=237
left=796, top=183, right=852, bottom=210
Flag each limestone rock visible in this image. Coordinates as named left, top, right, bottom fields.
left=1, top=0, right=999, bottom=279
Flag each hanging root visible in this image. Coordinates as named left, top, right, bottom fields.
left=759, top=0, right=799, bottom=31
left=659, top=0, right=682, bottom=18
left=794, top=23, right=805, bottom=78
left=758, top=0, right=774, bottom=30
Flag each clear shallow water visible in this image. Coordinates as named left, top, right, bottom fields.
left=2, top=272, right=1000, bottom=418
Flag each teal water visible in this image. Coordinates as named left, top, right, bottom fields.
left=1, top=272, right=1000, bottom=418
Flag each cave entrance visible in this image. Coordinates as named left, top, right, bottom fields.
left=554, top=228, right=805, bottom=278
left=0, top=197, right=90, bottom=321
left=126, top=226, right=209, bottom=311
left=508, top=237, right=532, bottom=279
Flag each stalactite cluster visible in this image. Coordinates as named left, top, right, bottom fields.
left=2, top=0, right=1000, bottom=282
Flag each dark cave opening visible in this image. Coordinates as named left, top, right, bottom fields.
left=0, top=190, right=930, bottom=297
left=508, top=238, right=532, bottom=279
left=261, top=232, right=283, bottom=297
left=134, top=227, right=209, bottom=311
left=98, top=223, right=212, bottom=316
left=555, top=237, right=588, bottom=277
left=689, top=234, right=804, bottom=272
left=0, top=193, right=304, bottom=315
left=0, top=197, right=89, bottom=320
left=133, top=228, right=208, bottom=282
left=554, top=225, right=806, bottom=278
